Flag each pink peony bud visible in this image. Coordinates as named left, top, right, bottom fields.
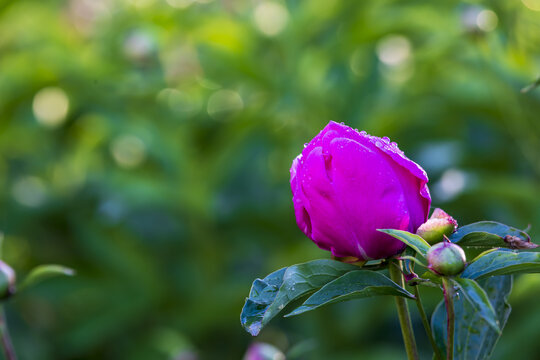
left=0, top=260, right=15, bottom=299
left=243, top=343, right=285, bottom=360
left=290, top=121, right=431, bottom=260
left=427, top=242, right=466, bottom=276
left=416, top=208, right=457, bottom=245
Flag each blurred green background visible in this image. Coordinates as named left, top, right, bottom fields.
left=1, top=0, right=540, bottom=359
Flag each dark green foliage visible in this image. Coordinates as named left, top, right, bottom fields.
left=284, top=270, right=414, bottom=317
left=18, top=264, right=75, bottom=291
left=241, top=259, right=358, bottom=336
left=463, top=250, right=540, bottom=279
left=451, top=278, right=500, bottom=333
left=379, top=229, right=431, bottom=257
left=450, top=221, right=533, bottom=249
left=431, top=276, right=513, bottom=360
left=0, top=0, right=539, bottom=359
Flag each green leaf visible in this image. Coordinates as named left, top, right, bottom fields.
left=240, top=259, right=358, bottom=336
left=401, top=247, right=420, bottom=275
left=420, top=271, right=442, bottom=286
left=378, top=229, right=431, bottom=257
left=19, top=264, right=75, bottom=291
left=521, top=76, right=540, bottom=93
left=399, top=255, right=427, bottom=268
left=449, top=221, right=534, bottom=249
left=462, top=250, right=540, bottom=279
left=432, top=276, right=512, bottom=359
left=285, top=270, right=414, bottom=317
left=452, top=278, right=500, bottom=332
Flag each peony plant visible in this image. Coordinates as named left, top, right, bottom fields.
left=0, top=235, right=74, bottom=360
left=241, top=121, right=540, bottom=360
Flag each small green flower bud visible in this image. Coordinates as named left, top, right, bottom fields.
left=0, top=261, right=16, bottom=299
left=427, top=242, right=466, bottom=276
left=416, top=208, right=457, bottom=245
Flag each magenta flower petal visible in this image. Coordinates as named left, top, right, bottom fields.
left=290, top=121, right=431, bottom=260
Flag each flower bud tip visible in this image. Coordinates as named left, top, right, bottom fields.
left=416, top=208, right=457, bottom=245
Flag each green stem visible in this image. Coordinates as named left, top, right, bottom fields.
left=442, top=278, right=455, bottom=360
left=0, top=306, right=16, bottom=360
left=389, top=260, right=419, bottom=360
left=414, top=286, right=443, bottom=360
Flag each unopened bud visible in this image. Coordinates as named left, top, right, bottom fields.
left=244, top=342, right=285, bottom=360
left=427, top=242, right=466, bottom=276
left=417, top=208, right=458, bottom=245
left=0, top=261, right=16, bottom=299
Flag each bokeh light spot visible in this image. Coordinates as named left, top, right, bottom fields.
left=207, top=90, right=243, bottom=119
left=434, top=168, right=468, bottom=202
left=349, top=49, right=369, bottom=77
left=522, top=0, right=540, bottom=11
left=166, top=0, right=194, bottom=9
left=376, top=35, right=411, bottom=66
left=476, top=10, right=498, bottom=32
left=128, top=0, right=156, bottom=8
left=123, top=30, right=155, bottom=62
left=157, top=88, right=202, bottom=116
left=162, top=46, right=202, bottom=85
left=32, top=87, right=69, bottom=128
left=68, top=0, right=111, bottom=35
left=254, top=1, right=289, bottom=37
left=12, top=176, right=47, bottom=207
left=111, top=135, right=147, bottom=169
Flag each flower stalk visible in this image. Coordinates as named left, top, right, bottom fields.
left=389, top=259, right=419, bottom=360
left=0, top=306, right=16, bottom=360
left=442, top=277, right=455, bottom=360
left=414, top=286, right=443, bottom=360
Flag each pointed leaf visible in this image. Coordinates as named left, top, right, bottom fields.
left=399, top=255, right=427, bottom=268
left=20, top=264, right=75, bottom=290
left=240, top=268, right=286, bottom=336
left=378, top=229, right=431, bottom=257
left=401, top=247, right=419, bottom=275
left=285, top=270, right=414, bottom=317
left=521, top=76, right=540, bottom=93
left=432, top=276, right=512, bottom=359
left=420, top=270, right=442, bottom=286
left=450, top=221, right=534, bottom=250
left=240, top=259, right=358, bottom=336
left=462, top=250, right=540, bottom=279
left=452, top=278, right=500, bottom=332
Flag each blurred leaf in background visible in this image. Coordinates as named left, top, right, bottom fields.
left=0, top=0, right=539, bottom=359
